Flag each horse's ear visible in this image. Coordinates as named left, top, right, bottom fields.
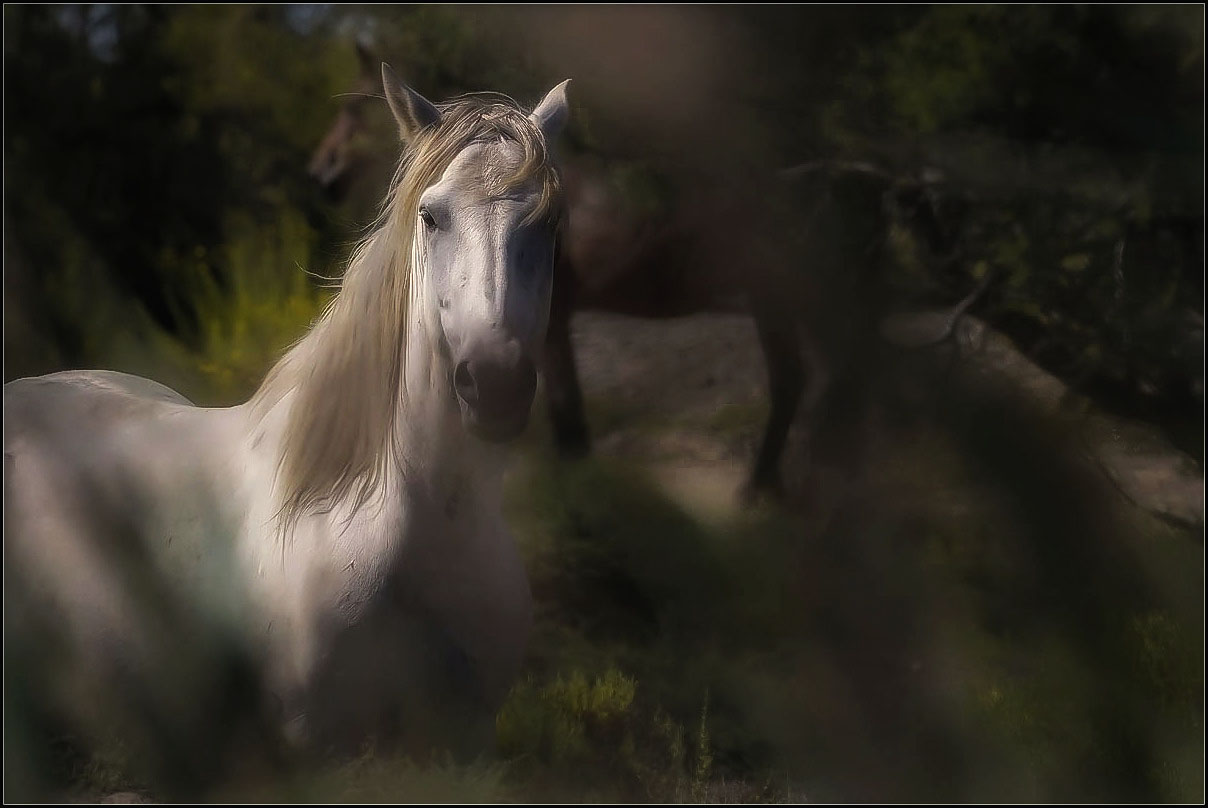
left=530, top=79, right=572, bottom=142
left=381, top=63, right=442, bottom=143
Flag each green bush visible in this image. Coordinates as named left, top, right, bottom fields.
left=497, top=668, right=695, bottom=801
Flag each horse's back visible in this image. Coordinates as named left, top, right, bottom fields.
left=5, top=369, right=194, bottom=414
left=5, top=369, right=196, bottom=464
left=2, top=370, right=249, bottom=573
left=3, top=368, right=206, bottom=600
left=3, top=369, right=198, bottom=610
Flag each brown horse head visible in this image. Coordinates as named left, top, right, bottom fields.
left=307, top=40, right=383, bottom=202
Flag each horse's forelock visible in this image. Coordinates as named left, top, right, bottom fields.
left=392, top=95, right=563, bottom=230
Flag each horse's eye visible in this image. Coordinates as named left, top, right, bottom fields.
left=419, top=207, right=437, bottom=231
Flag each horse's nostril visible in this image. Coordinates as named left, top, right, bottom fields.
left=454, top=361, right=477, bottom=403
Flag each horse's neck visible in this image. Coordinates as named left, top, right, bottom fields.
left=242, top=247, right=502, bottom=551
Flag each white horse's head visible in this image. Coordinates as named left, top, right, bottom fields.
left=384, top=66, right=570, bottom=441
left=256, top=70, right=571, bottom=525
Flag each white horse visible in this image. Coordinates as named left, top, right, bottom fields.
left=4, top=65, right=571, bottom=783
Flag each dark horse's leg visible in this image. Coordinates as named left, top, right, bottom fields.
left=745, top=299, right=807, bottom=499
left=542, top=258, right=591, bottom=457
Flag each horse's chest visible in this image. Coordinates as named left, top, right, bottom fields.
left=384, top=503, right=531, bottom=675
left=293, top=504, right=530, bottom=753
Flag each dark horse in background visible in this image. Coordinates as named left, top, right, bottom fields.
left=308, top=46, right=954, bottom=498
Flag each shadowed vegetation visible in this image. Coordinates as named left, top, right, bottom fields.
left=4, top=4, right=1202, bottom=803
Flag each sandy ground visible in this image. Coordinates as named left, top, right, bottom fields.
left=564, top=312, right=765, bottom=527
left=563, top=310, right=1204, bottom=530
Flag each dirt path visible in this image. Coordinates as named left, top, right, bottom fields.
left=565, top=311, right=1204, bottom=529
left=566, top=312, right=765, bottom=526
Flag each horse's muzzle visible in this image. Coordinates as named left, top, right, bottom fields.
left=453, top=344, right=538, bottom=442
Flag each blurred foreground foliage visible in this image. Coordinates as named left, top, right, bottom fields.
left=488, top=436, right=1201, bottom=802
left=4, top=4, right=1203, bottom=803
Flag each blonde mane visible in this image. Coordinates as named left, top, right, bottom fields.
left=251, top=93, right=563, bottom=531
